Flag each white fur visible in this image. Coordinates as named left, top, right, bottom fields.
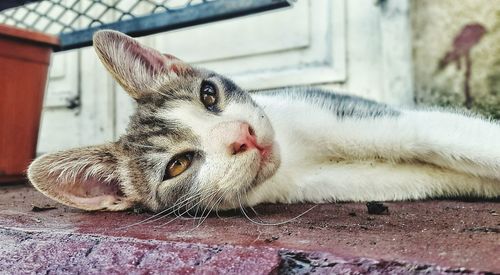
left=244, top=93, right=500, bottom=205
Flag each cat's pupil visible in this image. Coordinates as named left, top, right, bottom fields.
left=202, top=93, right=216, bottom=105
left=163, top=152, right=194, bottom=180
left=200, top=82, right=218, bottom=109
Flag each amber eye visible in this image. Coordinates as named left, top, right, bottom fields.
left=200, top=81, right=218, bottom=109
left=163, top=152, right=194, bottom=180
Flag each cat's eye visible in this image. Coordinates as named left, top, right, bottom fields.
left=200, top=81, right=218, bottom=109
left=163, top=152, right=194, bottom=180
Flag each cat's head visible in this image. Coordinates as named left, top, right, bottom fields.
left=28, top=30, right=280, bottom=212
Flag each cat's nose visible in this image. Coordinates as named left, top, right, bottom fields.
left=230, top=123, right=261, bottom=155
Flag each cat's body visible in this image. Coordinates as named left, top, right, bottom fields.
left=246, top=88, right=500, bottom=208
left=28, top=30, right=500, bottom=214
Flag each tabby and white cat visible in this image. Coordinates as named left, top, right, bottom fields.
left=28, top=30, right=500, bottom=213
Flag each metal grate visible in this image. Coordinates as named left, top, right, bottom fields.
left=0, top=0, right=293, bottom=51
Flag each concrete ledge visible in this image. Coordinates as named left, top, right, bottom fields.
left=0, top=228, right=491, bottom=274
left=0, top=228, right=280, bottom=274
left=0, top=185, right=498, bottom=273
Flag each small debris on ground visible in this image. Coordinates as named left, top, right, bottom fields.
left=463, top=227, right=500, bottom=233
left=126, top=206, right=148, bottom=215
left=265, top=236, right=279, bottom=243
left=366, top=202, right=389, bottom=215
left=348, top=212, right=357, bottom=217
left=31, top=205, right=57, bottom=212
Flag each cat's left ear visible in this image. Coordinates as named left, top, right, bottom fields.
left=93, top=30, right=192, bottom=99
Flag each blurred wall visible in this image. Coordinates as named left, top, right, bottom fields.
left=412, top=0, right=500, bottom=118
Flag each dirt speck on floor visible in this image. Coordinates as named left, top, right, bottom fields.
left=366, top=201, right=389, bottom=215
left=31, top=205, right=57, bottom=212
left=462, top=226, right=500, bottom=233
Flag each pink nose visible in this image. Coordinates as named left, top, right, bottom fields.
left=230, top=123, right=260, bottom=155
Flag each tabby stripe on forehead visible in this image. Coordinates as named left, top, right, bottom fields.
left=129, top=114, right=199, bottom=146
left=137, top=92, right=193, bottom=108
left=135, top=114, right=168, bottom=127
left=136, top=94, right=167, bottom=107
left=219, top=77, right=254, bottom=105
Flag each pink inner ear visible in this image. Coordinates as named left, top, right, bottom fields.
left=163, top=53, right=188, bottom=74
left=128, top=42, right=168, bottom=74
left=127, top=43, right=192, bottom=76
left=60, top=176, right=124, bottom=209
left=169, top=63, right=183, bottom=75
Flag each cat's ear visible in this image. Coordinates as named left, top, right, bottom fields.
left=93, top=30, right=192, bottom=99
left=28, top=144, right=134, bottom=211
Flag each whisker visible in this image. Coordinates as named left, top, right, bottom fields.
left=149, top=193, right=205, bottom=223
left=191, top=194, right=204, bottom=220
left=155, top=201, right=205, bottom=227
left=194, top=191, right=220, bottom=227
left=248, top=205, right=265, bottom=223
left=194, top=190, right=227, bottom=228
left=151, top=190, right=218, bottom=223
left=193, top=205, right=212, bottom=227
left=155, top=200, right=206, bottom=227
left=191, top=158, right=236, bottom=224
left=155, top=189, right=220, bottom=227
left=214, top=194, right=228, bottom=219
left=238, top=193, right=318, bottom=226
left=116, top=191, right=204, bottom=230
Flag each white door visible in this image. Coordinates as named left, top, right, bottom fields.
left=38, top=0, right=413, bottom=153
left=37, top=49, right=115, bottom=153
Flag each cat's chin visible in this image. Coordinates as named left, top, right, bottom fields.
left=213, top=142, right=280, bottom=211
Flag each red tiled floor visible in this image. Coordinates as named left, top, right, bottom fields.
left=0, top=184, right=499, bottom=273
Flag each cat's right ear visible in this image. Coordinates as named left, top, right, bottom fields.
left=27, top=144, right=136, bottom=211
left=93, top=30, right=192, bottom=99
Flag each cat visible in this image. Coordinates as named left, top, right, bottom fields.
left=28, top=30, right=500, bottom=214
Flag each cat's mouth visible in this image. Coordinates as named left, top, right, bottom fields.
left=196, top=142, right=280, bottom=212
left=253, top=141, right=280, bottom=184
left=249, top=140, right=274, bottom=168
left=259, top=145, right=272, bottom=161
left=251, top=132, right=274, bottom=163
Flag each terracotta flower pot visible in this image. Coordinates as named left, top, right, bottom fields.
left=0, top=24, right=59, bottom=184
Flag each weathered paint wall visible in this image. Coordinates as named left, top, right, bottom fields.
left=412, top=1, right=500, bottom=119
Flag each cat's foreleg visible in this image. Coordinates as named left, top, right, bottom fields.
left=396, top=110, right=500, bottom=180
left=329, top=110, right=500, bottom=181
